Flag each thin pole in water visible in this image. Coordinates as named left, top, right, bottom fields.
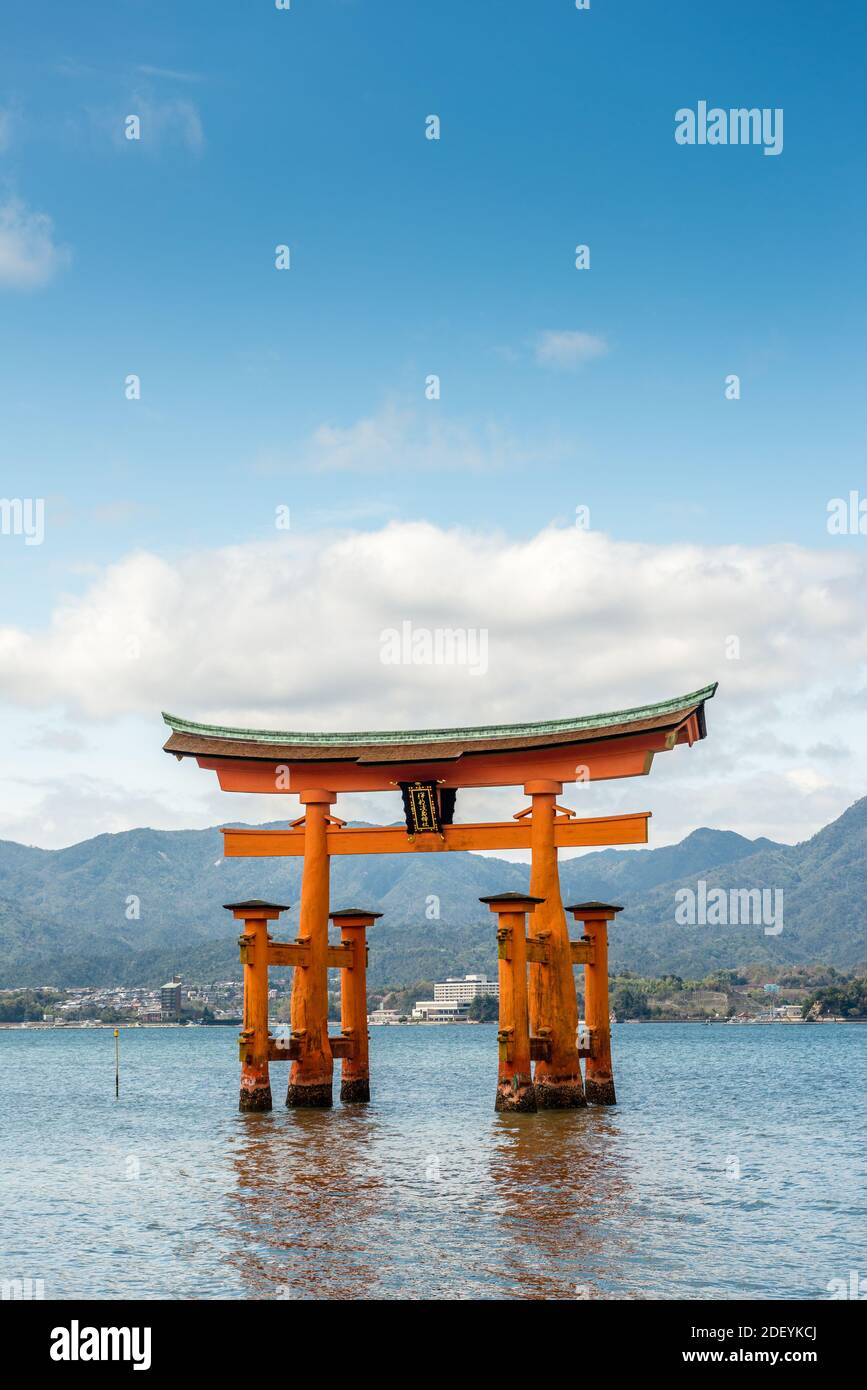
left=114, top=1028, right=120, bottom=1097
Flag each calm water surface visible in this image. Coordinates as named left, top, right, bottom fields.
left=1, top=1023, right=865, bottom=1300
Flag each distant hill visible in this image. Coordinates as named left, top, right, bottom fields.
left=0, top=798, right=865, bottom=988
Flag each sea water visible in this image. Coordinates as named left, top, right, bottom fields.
left=1, top=1023, right=864, bottom=1300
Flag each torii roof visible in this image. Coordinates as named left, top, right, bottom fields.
left=162, top=684, right=717, bottom=766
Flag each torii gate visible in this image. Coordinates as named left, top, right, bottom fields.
left=163, top=683, right=716, bottom=1113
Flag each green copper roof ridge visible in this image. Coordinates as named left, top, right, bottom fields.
left=161, top=682, right=717, bottom=748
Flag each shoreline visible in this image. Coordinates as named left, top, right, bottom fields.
left=0, top=1021, right=233, bottom=1030
left=2, top=1015, right=862, bottom=1032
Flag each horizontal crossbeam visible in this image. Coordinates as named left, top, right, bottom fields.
left=243, top=1035, right=359, bottom=1063
left=239, top=941, right=358, bottom=969
left=497, top=937, right=592, bottom=965
left=266, top=941, right=307, bottom=968
left=529, top=1034, right=594, bottom=1062
left=222, top=812, right=650, bottom=859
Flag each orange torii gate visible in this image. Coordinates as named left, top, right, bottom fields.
left=163, top=683, right=716, bottom=1113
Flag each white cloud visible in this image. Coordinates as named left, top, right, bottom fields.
left=1, top=522, right=865, bottom=846
left=535, top=330, right=608, bottom=369
left=0, top=197, right=70, bottom=290
left=0, top=523, right=863, bottom=722
left=0, top=772, right=189, bottom=849
left=785, top=768, right=834, bottom=796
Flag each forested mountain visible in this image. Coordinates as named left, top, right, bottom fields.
left=1, top=798, right=865, bottom=988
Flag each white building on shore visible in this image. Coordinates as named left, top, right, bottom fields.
left=433, top=974, right=499, bottom=1003
left=413, top=974, right=499, bottom=1022
left=412, top=999, right=471, bottom=1022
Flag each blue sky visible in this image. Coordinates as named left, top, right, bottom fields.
left=1, top=1, right=866, bottom=848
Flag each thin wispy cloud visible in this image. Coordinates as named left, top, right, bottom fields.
left=91, top=500, right=152, bottom=526
left=26, top=726, right=89, bottom=753
left=306, top=405, right=513, bottom=474
left=255, top=403, right=558, bottom=476
left=54, top=57, right=204, bottom=86
left=0, top=197, right=70, bottom=290
left=136, top=65, right=205, bottom=84
left=116, top=96, right=205, bottom=153
left=77, top=93, right=205, bottom=155
left=535, top=329, right=609, bottom=369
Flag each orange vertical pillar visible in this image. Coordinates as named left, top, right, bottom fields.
left=567, top=901, right=623, bottom=1104
left=525, top=780, right=585, bottom=1107
left=225, top=899, right=289, bottom=1112
left=331, top=908, right=381, bottom=1103
left=287, top=789, right=336, bottom=1108
left=481, top=892, right=541, bottom=1112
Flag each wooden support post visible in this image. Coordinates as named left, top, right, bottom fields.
left=287, top=789, right=336, bottom=1108
left=330, top=908, right=381, bottom=1103
left=224, top=899, right=290, bottom=1112
left=525, top=781, right=585, bottom=1108
left=481, top=893, right=542, bottom=1113
left=566, top=901, right=623, bottom=1104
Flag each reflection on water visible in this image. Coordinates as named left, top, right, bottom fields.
left=227, top=1107, right=386, bottom=1299
left=1, top=1023, right=865, bottom=1299
left=488, top=1110, right=637, bottom=1299
left=224, top=1100, right=638, bottom=1300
